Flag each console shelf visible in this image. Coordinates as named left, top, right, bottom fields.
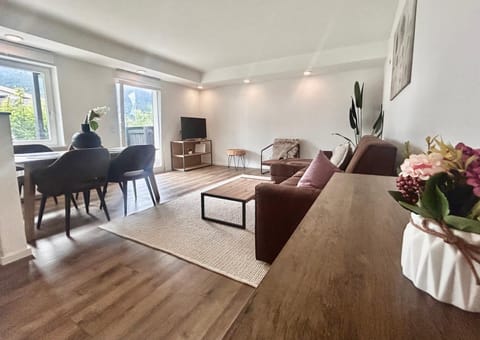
left=170, top=140, right=213, bottom=171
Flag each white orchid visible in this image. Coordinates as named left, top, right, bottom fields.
left=85, top=106, right=109, bottom=131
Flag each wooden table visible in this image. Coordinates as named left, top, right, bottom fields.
left=15, top=148, right=160, bottom=242
left=225, top=173, right=479, bottom=339
left=201, top=177, right=269, bottom=228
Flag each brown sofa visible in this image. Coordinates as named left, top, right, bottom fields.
left=255, top=136, right=397, bottom=263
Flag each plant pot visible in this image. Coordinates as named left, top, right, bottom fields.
left=401, top=213, right=480, bottom=312
left=71, top=123, right=101, bottom=149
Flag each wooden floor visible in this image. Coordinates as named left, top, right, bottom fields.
left=0, top=166, right=259, bottom=340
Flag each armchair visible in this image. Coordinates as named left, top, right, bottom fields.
left=260, top=138, right=300, bottom=174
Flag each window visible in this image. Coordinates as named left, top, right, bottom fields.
left=0, top=59, right=62, bottom=145
left=116, top=81, right=162, bottom=164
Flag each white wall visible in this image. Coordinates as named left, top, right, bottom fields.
left=54, top=55, right=200, bottom=170
left=383, top=0, right=480, bottom=152
left=200, top=67, right=385, bottom=168
left=55, top=56, right=118, bottom=147
left=0, top=113, right=32, bottom=265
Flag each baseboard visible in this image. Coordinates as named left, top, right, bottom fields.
left=0, top=247, right=33, bottom=265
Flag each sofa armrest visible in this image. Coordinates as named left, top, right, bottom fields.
left=255, top=183, right=320, bottom=263
left=270, top=163, right=308, bottom=183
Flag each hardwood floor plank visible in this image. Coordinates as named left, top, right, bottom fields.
left=1, top=166, right=258, bottom=339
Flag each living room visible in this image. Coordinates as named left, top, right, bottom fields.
left=0, top=0, right=479, bottom=339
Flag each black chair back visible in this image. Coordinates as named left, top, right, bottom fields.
left=14, top=144, right=53, bottom=154
left=108, top=145, right=155, bottom=181
left=33, top=148, right=110, bottom=196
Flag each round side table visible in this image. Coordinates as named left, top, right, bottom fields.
left=227, top=149, right=246, bottom=170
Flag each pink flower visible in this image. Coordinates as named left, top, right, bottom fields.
left=400, top=153, right=446, bottom=180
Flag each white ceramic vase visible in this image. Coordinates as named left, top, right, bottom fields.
left=401, top=213, right=480, bottom=312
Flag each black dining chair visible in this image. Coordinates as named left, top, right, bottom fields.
left=32, top=148, right=111, bottom=237
left=14, top=144, right=60, bottom=205
left=103, top=145, right=156, bottom=216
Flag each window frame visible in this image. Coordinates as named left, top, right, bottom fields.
left=0, top=58, right=64, bottom=146
left=115, top=80, right=163, bottom=165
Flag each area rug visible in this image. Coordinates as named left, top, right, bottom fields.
left=99, top=175, right=270, bottom=287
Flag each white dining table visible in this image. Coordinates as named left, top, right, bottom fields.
left=14, top=147, right=160, bottom=242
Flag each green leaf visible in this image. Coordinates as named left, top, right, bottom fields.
left=420, top=181, right=450, bottom=219
left=360, top=83, right=364, bottom=106
left=349, top=102, right=357, bottom=129
left=399, top=201, right=434, bottom=218
left=354, top=81, right=363, bottom=109
left=444, top=215, right=480, bottom=235
left=371, top=106, right=384, bottom=136
left=388, top=191, right=435, bottom=218
left=89, top=120, right=99, bottom=131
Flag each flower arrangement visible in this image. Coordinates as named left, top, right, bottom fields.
left=84, top=106, right=109, bottom=131
left=390, top=136, right=480, bottom=234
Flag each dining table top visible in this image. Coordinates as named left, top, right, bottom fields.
left=14, top=147, right=126, bottom=165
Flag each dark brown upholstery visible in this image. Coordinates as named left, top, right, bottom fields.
left=255, top=136, right=397, bottom=263
left=269, top=152, right=332, bottom=184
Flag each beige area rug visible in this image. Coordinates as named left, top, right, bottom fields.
left=99, top=175, right=270, bottom=287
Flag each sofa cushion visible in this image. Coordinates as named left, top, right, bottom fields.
left=330, top=143, right=353, bottom=170
left=297, top=151, right=341, bottom=189
left=280, top=169, right=305, bottom=187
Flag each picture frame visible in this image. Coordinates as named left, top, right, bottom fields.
left=390, top=0, right=417, bottom=100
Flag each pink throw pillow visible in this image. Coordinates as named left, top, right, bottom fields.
left=297, top=150, right=342, bottom=189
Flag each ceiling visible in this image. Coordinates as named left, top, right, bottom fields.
left=7, top=0, right=399, bottom=72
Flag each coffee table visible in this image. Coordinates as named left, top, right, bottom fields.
left=201, top=177, right=270, bottom=229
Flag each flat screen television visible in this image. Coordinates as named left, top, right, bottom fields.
left=181, top=117, right=207, bottom=140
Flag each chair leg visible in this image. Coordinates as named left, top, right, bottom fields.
left=121, top=181, right=128, bottom=216
left=18, top=182, right=23, bottom=195
left=37, top=195, right=47, bottom=229
left=100, top=183, right=108, bottom=210
left=96, top=187, right=110, bottom=221
left=145, top=177, right=156, bottom=206
left=53, top=196, right=58, bottom=205
left=65, top=193, right=71, bottom=237
left=71, top=194, right=79, bottom=210
left=83, top=190, right=90, bottom=214
left=133, top=180, right=137, bottom=201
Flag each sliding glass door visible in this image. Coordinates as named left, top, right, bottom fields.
left=116, top=82, right=162, bottom=165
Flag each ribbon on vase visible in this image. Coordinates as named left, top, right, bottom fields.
left=410, top=216, right=480, bottom=285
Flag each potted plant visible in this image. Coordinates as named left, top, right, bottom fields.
left=333, top=81, right=384, bottom=146
left=71, top=106, right=109, bottom=149
left=390, top=136, right=480, bottom=312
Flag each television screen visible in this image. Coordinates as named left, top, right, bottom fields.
left=181, top=117, right=207, bottom=140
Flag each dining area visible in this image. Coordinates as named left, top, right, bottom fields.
left=14, top=144, right=160, bottom=242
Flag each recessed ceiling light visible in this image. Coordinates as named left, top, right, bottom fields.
left=136, top=70, right=146, bottom=74
left=4, top=34, right=23, bottom=42
left=304, top=70, right=312, bottom=76
left=197, top=85, right=203, bottom=89
left=243, top=79, right=251, bottom=84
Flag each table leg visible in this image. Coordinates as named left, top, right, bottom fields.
left=242, top=201, right=246, bottom=228
left=201, top=193, right=205, bottom=219
left=148, top=173, right=160, bottom=203
left=23, top=164, right=36, bottom=242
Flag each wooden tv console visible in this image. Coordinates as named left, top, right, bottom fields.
left=170, top=139, right=213, bottom=171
